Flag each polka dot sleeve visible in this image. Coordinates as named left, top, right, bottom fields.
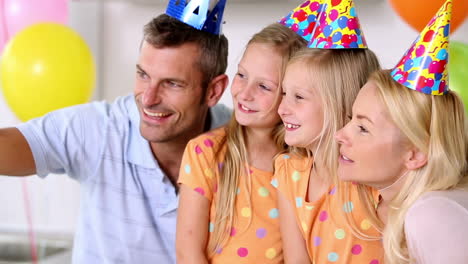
left=272, top=154, right=289, bottom=197
left=178, top=133, right=221, bottom=202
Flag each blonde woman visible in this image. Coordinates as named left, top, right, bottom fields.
left=335, top=69, right=468, bottom=263
left=176, top=23, right=307, bottom=263
left=335, top=2, right=468, bottom=263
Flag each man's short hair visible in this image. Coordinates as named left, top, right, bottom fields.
left=143, top=14, right=228, bottom=91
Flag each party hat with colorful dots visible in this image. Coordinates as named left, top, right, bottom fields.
left=308, top=0, right=368, bottom=49
left=166, top=0, right=226, bottom=35
left=390, top=0, right=452, bottom=95
left=278, top=0, right=326, bottom=42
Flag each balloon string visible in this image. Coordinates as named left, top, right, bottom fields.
left=0, top=0, right=9, bottom=43
left=21, top=178, right=38, bottom=264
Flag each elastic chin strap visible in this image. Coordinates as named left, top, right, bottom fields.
left=378, top=171, right=409, bottom=192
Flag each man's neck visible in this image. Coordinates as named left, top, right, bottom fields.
left=151, top=140, right=187, bottom=188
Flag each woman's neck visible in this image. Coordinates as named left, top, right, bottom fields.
left=376, top=171, right=408, bottom=224
left=377, top=171, right=408, bottom=204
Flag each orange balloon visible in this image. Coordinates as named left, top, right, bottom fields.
left=389, top=0, right=468, bottom=33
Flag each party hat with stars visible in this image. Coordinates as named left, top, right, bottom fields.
left=391, top=0, right=452, bottom=95
left=166, top=0, right=226, bottom=35
left=308, top=0, right=368, bottom=49
left=278, top=0, right=327, bottom=42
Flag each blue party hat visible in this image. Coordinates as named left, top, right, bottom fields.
left=166, top=0, right=226, bottom=35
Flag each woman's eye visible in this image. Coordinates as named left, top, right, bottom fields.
left=358, top=125, right=368, bottom=133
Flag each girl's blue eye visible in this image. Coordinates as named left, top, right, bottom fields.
left=260, top=84, right=271, bottom=91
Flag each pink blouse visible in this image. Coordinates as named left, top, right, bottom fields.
left=405, top=189, right=468, bottom=263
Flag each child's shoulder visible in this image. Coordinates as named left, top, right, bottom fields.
left=274, top=152, right=313, bottom=172
left=188, top=126, right=227, bottom=147
left=276, top=152, right=311, bottom=164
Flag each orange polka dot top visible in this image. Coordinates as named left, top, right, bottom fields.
left=179, top=127, right=283, bottom=264
left=273, top=153, right=383, bottom=264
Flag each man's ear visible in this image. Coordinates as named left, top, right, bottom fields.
left=205, top=74, right=229, bottom=107
left=404, top=147, right=428, bottom=171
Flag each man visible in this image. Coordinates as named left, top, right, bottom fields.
left=0, top=1, right=230, bottom=263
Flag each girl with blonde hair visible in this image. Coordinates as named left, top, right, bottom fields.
left=335, top=1, right=468, bottom=263
left=273, top=0, right=385, bottom=263
left=176, top=21, right=307, bottom=263
left=275, top=45, right=384, bottom=264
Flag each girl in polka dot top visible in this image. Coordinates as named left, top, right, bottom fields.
left=274, top=48, right=384, bottom=263
left=176, top=23, right=307, bottom=264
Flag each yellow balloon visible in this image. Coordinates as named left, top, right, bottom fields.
left=0, top=23, right=95, bottom=121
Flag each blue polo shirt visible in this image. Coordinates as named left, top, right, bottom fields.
left=17, top=94, right=231, bottom=264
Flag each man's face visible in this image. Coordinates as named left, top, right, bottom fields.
left=134, top=41, right=209, bottom=144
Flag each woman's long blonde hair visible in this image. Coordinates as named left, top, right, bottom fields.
left=207, top=23, right=307, bottom=256
left=368, top=70, right=468, bottom=264
left=287, top=48, right=381, bottom=184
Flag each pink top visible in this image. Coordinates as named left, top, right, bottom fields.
left=405, top=189, right=468, bottom=263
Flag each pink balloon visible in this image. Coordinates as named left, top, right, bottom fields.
left=0, top=12, right=6, bottom=54
left=0, top=0, right=68, bottom=55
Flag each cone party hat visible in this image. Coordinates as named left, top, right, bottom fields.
left=390, top=0, right=452, bottom=95
left=166, top=0, right=226, bottom=35
left=279, top=0, right=326, bottom=42
left=308, top=0, right=368, bottom=49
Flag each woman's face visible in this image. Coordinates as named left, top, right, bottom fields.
left=278, top=61, right=324, bottom=148
left=335, top=81, right=410, bottom=189
left=231, top=43, right=283, bottom=129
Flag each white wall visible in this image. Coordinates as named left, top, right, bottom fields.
left=0, top=0, right=467, bottom=235
left=100, top=0, right=468, bottom=107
